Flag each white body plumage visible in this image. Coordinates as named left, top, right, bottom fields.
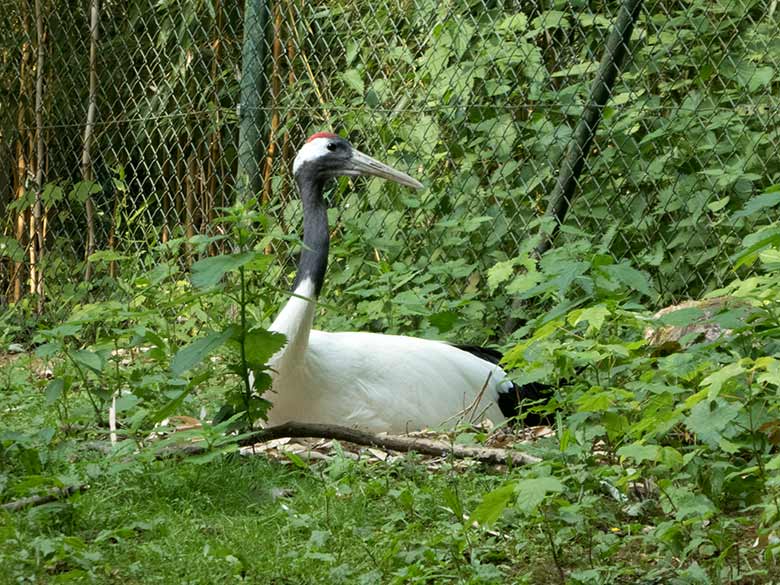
left=266, top=279, right=509, bottom=433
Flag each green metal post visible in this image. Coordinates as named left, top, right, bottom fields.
left=237, top=0, right=268, bottom=202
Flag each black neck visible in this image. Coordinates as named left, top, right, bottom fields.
left=293, top=172, right=329, bottom=296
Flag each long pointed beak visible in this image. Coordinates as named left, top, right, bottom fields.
left=346, top=149, right=424, bottom=190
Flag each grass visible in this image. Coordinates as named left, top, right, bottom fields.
left=1, top=443, right=554, bottom=584
left=0, top=355, right=551, bottom=585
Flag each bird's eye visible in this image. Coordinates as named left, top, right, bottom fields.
left=327, top=142, right=337, bottom=151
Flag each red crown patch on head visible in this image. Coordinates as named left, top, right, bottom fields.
left=306, top=131, right=339, bottom=143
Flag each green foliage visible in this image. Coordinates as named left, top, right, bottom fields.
left=467, top=225, right=780, bottom=581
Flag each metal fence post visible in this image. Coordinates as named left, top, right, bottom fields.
left=237, top=0, right=268, bottom=202
left=504, top=0, right=645, bottom=335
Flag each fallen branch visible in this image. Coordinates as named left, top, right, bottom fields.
left=84, top=421, right=542, bottom=466
left=241, top=422, right=541, bottom=466
left=1, top=484, right=88, bottom=512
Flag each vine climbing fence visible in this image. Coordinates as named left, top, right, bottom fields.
left=1, top=0, right=779, bottom=335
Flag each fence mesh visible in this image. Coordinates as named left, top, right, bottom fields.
left=1, top=0, right=779, bottom=333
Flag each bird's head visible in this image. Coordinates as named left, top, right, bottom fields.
left=293, top=132, right=423, bottom=190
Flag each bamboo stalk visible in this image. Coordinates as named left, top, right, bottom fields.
left=261, top=3, right=283, bottom=206
left=207, top=0, right=223, bottom=254
left=12, top=5, right=32, bottom=303
left=184, top=154, right=196, bottom=265
left=162, top=157, right=170, bottom=244
left=31, top=0, right=46, bottom=312
left=279, top=2, right=298, bottom=211
left=82, top=0, right=100, bottom=282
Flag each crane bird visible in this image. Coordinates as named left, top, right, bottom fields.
left=262, top=132, right=548, bottom=433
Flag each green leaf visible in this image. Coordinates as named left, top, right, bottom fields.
left=428, top=310, right=459, bottom=333
left=191, top=252, right=257, bottom=289
left=733, top=229, right=780, bottom=268
left=285, top=451, right=309, bottom=469
left=570, top=304, right=611, bottom=334
left=506, top=272, right=541, bottom=295
left=71, top=349, right=105, bottom=375
left=657, top=307, right=705, bottom=327
left=152, top=387, right=196, bottom=423
left=171, top=329, right=233, bottom=376
left=766, top=453, right=780, bottom=471
left=700, top=361, right=745, bottom=399
left=341, top=68, right=364, bottom=95
left=487, top=259, right=515, bottom=291
left=471, top=482, right=516, bottom=526
left=69, top=180, right=102, bottom=203
left=617, top=442, right=659, bottom=464
left=731, top=191, right=780, bottom=220
left=514, top=477, right=564, bottom=513
left=0, top=236, right=24, bottom=262
left=242, top=329, right=286, bottom=371
left=44, top=379, right=64, bottom=405
left=685, top=399, right=740, bottom=446
left=602, top=263, right=652, bottom=295
left=88, top=250, right=129, bottom=263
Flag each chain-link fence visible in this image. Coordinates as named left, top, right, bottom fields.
left=1, top=0, right=779, bottom=332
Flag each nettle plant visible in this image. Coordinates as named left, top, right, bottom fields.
left=472, top=223, right=780, bottom=577
left=32, top=199, right=285, bottom=443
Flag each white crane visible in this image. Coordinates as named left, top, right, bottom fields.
left=262, top=132, right=546, bottom=433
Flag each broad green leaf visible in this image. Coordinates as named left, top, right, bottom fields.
left=657, top=307, right=705, bottom=327
left=731, top=192, right=780, bottom=220
left=171, top=329, right=233, bottom=375
left=733, top=230, right=780, bottom=268
left=515, top=477, right=564, bottom=513
left=497, top=13, right=527, bottom=31
left=0, top=236, right=24, bottom=262
left=506, top=272, right=541, bottom=295
left=664, top=486, right=716, bottom=521
left=285, top=451, right=309, bottom=469
left=243, top=329, right=287, bottom=371
left=576, top=390, right=613, bottom=412
left=707, top=196, right=730, bottom=212
left=341, top=68, right=364, bottom=95
left=88, top=250, right=129, bottom=263
left=616, top=442, right=659, bottom=464
left=701, top=361, right=745, bottom=399
left=72, top=349, right=105, bottom=374
left=44, top=379, right=64, bottom=405
left=570, top=304, right=610, bottom=334
left=487, top=259, right=515, bottom=291
left=602, top=263, right=652, bottom=295
left=69, top=180, right=102, bottom=203
left=685, top=399, right=739, bottom=446
left=471, top=482, right=516, bottom=526
left=766, top=453, right=780, bottom=471
left=428, top=310, right=459, bottom=333
left=152, top=387, right=196, bottom=423
left=191, top=252, right=257, bottom=289
left=551, top=61, right=597, bottom=77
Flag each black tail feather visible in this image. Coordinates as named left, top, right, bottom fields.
left=454, top=344, right=556, bottom=426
